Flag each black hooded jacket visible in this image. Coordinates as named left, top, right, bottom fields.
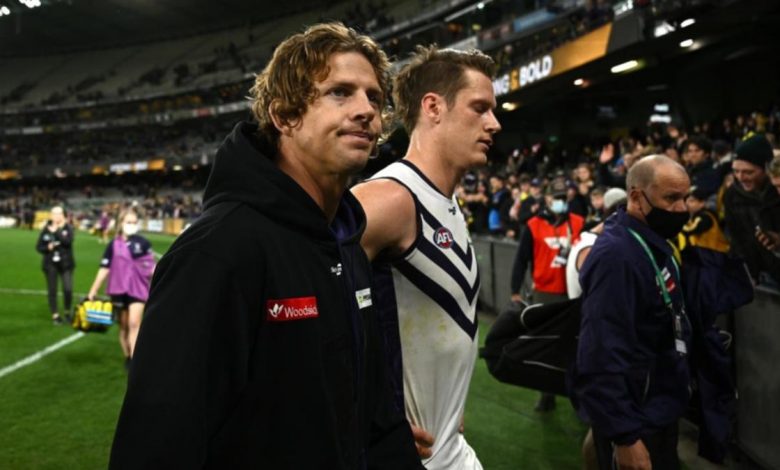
left=110, top=122, right=422, bottom=469
left=723, top=180, right=780, bottom=284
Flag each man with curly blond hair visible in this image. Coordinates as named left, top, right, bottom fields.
left=110, top=23, right=422, bottom=470
left=353, top=45, right=501, bottom=470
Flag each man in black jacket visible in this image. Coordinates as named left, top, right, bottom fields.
left=110, top=23, right=422, bottom=470
left=681, top=135, right=721, bottom=200
left=724, top=134, right=780, bottom=286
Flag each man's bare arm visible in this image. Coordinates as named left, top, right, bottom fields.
left=352, top=179, right=418, bottom=262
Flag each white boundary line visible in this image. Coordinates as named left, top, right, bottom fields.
left=0, top=287, right=87, bottom=297
left=0, top=332, right=85, bottom=379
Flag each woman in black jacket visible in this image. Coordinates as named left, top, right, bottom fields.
left=35, top=206, right=75, bottom=324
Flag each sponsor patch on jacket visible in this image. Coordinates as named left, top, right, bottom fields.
left=355, top=288, right=372, bottom=309
left=266, top=297, right=319, bottom=322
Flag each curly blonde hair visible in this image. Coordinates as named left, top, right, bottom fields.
left=249, top=22, right=391, bottom=147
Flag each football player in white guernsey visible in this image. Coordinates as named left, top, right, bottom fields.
left=352, top=46, right=501, bottom=469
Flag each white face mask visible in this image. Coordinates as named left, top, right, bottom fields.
left=123, top=223, right=139, bottom=236
left=550, top=199, right=568, bottom=214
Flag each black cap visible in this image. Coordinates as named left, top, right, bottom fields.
left=735, top=134, right=773, bottom=169
left=546, top=179, right=567, bottom=197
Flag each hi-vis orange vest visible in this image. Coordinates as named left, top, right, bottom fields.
left=527, top=213, right=585, bottom=294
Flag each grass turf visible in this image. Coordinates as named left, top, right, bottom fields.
left=0, top=227, right=586, bottom=469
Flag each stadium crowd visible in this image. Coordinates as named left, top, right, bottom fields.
left=0, top=0, right=778, bottom=466
left=456, top=108, right=780, bottom=288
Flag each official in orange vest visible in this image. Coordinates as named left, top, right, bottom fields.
left=510, top=178, right=585, bottom=411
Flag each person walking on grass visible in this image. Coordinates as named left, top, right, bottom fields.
left=87, top=208, right=155, bottom=368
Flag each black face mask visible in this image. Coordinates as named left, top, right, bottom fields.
left=641, top=191, right=689, bottom=239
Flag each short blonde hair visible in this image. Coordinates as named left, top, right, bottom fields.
left=249, top=22, right=391, bottom=147
left=393, top=45, right=495, bottom=133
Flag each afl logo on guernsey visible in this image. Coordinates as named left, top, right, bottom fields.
left=433, top=227, right=454, bottom=249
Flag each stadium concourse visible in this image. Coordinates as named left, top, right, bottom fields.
left=1, top=0, right=780, bottom=469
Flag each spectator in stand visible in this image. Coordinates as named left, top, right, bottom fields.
left=87, top=208, right=155, bottom=368
left=756, top=156, right=780, bottom=259
left=518, top=177, right=544, bottom=225
left=681, top=135, right=721, bottom=201
left=566, top=179, right=589, bottom=217
left=586, top=186, right=606, bottom=228
left=458, top=174, right=490, bottom=233
left=35, top=206, right=75, bottom=324
left=712, top=139, right=734, bottom=176
left=596, top=143, right=626, bottom=188
left=679, top=185, right=729, bottom=253
left=488, top=174, right=513, bottom=236
left=510, top=178, right=585, bottom=412
left=724, top=134, right=780, bottom=286
left=508, top=174, right=532, bottom=224
left=574, top=161, right=596, bottom=194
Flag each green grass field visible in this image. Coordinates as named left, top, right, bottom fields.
left=0, top=227, right=586, bottom=469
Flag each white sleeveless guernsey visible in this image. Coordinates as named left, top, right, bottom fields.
left=370, top=160, right=482, bottom=470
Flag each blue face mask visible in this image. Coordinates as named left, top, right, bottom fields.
left=550, top=199, right=568, bottom=214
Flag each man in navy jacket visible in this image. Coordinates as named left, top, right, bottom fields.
left=573, top=155, right=692, bottom=470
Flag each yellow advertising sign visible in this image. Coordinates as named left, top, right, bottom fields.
left=493, top=23, right=613, bottom=96
left=549, top=23, right=613, bottom=77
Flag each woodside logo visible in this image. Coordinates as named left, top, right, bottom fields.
left=266, top=296, right=319, bottom=322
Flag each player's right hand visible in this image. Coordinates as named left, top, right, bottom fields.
left=410, top=424, right=434, bottom=459
left=615, top=440, right=651, bottom=470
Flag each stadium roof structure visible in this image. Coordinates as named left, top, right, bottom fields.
left=0, top=0, right=322, bottom=57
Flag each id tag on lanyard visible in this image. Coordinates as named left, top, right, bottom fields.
left=673, top=311, right=687, bottom=356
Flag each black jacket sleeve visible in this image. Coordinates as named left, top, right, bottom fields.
left=109, top=249, right=253, bottom=469
left=35, top=226, right=51, bottom=255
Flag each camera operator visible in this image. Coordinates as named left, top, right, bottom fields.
left=35, top=206, right=75, bottom=324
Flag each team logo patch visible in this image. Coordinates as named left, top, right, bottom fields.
left=266, top=297, right=319, bottom=322
left=433, top=227, right=454, bottom=249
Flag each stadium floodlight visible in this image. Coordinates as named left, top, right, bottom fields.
left=0, top=5, right=10, bottom=16
left=19, top=0, right=41, bottom=7
left=501, top=102, right=519, bottom=111
left=654, top=21, right=675, bottom=38
left=680, top=18, right=695, bottom=28
left=679, top=39, right=694, bottom=48
left=573, top=78, right=584, bottom=86
left=444, top=0, right=493, bottom=22
left=611, top=60, right=640, bottom=74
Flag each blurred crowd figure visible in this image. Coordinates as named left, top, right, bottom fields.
left=457, top=108, right=780, bottom=288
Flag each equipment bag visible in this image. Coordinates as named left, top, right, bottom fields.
left=480, top=298, right=581, bottom=396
